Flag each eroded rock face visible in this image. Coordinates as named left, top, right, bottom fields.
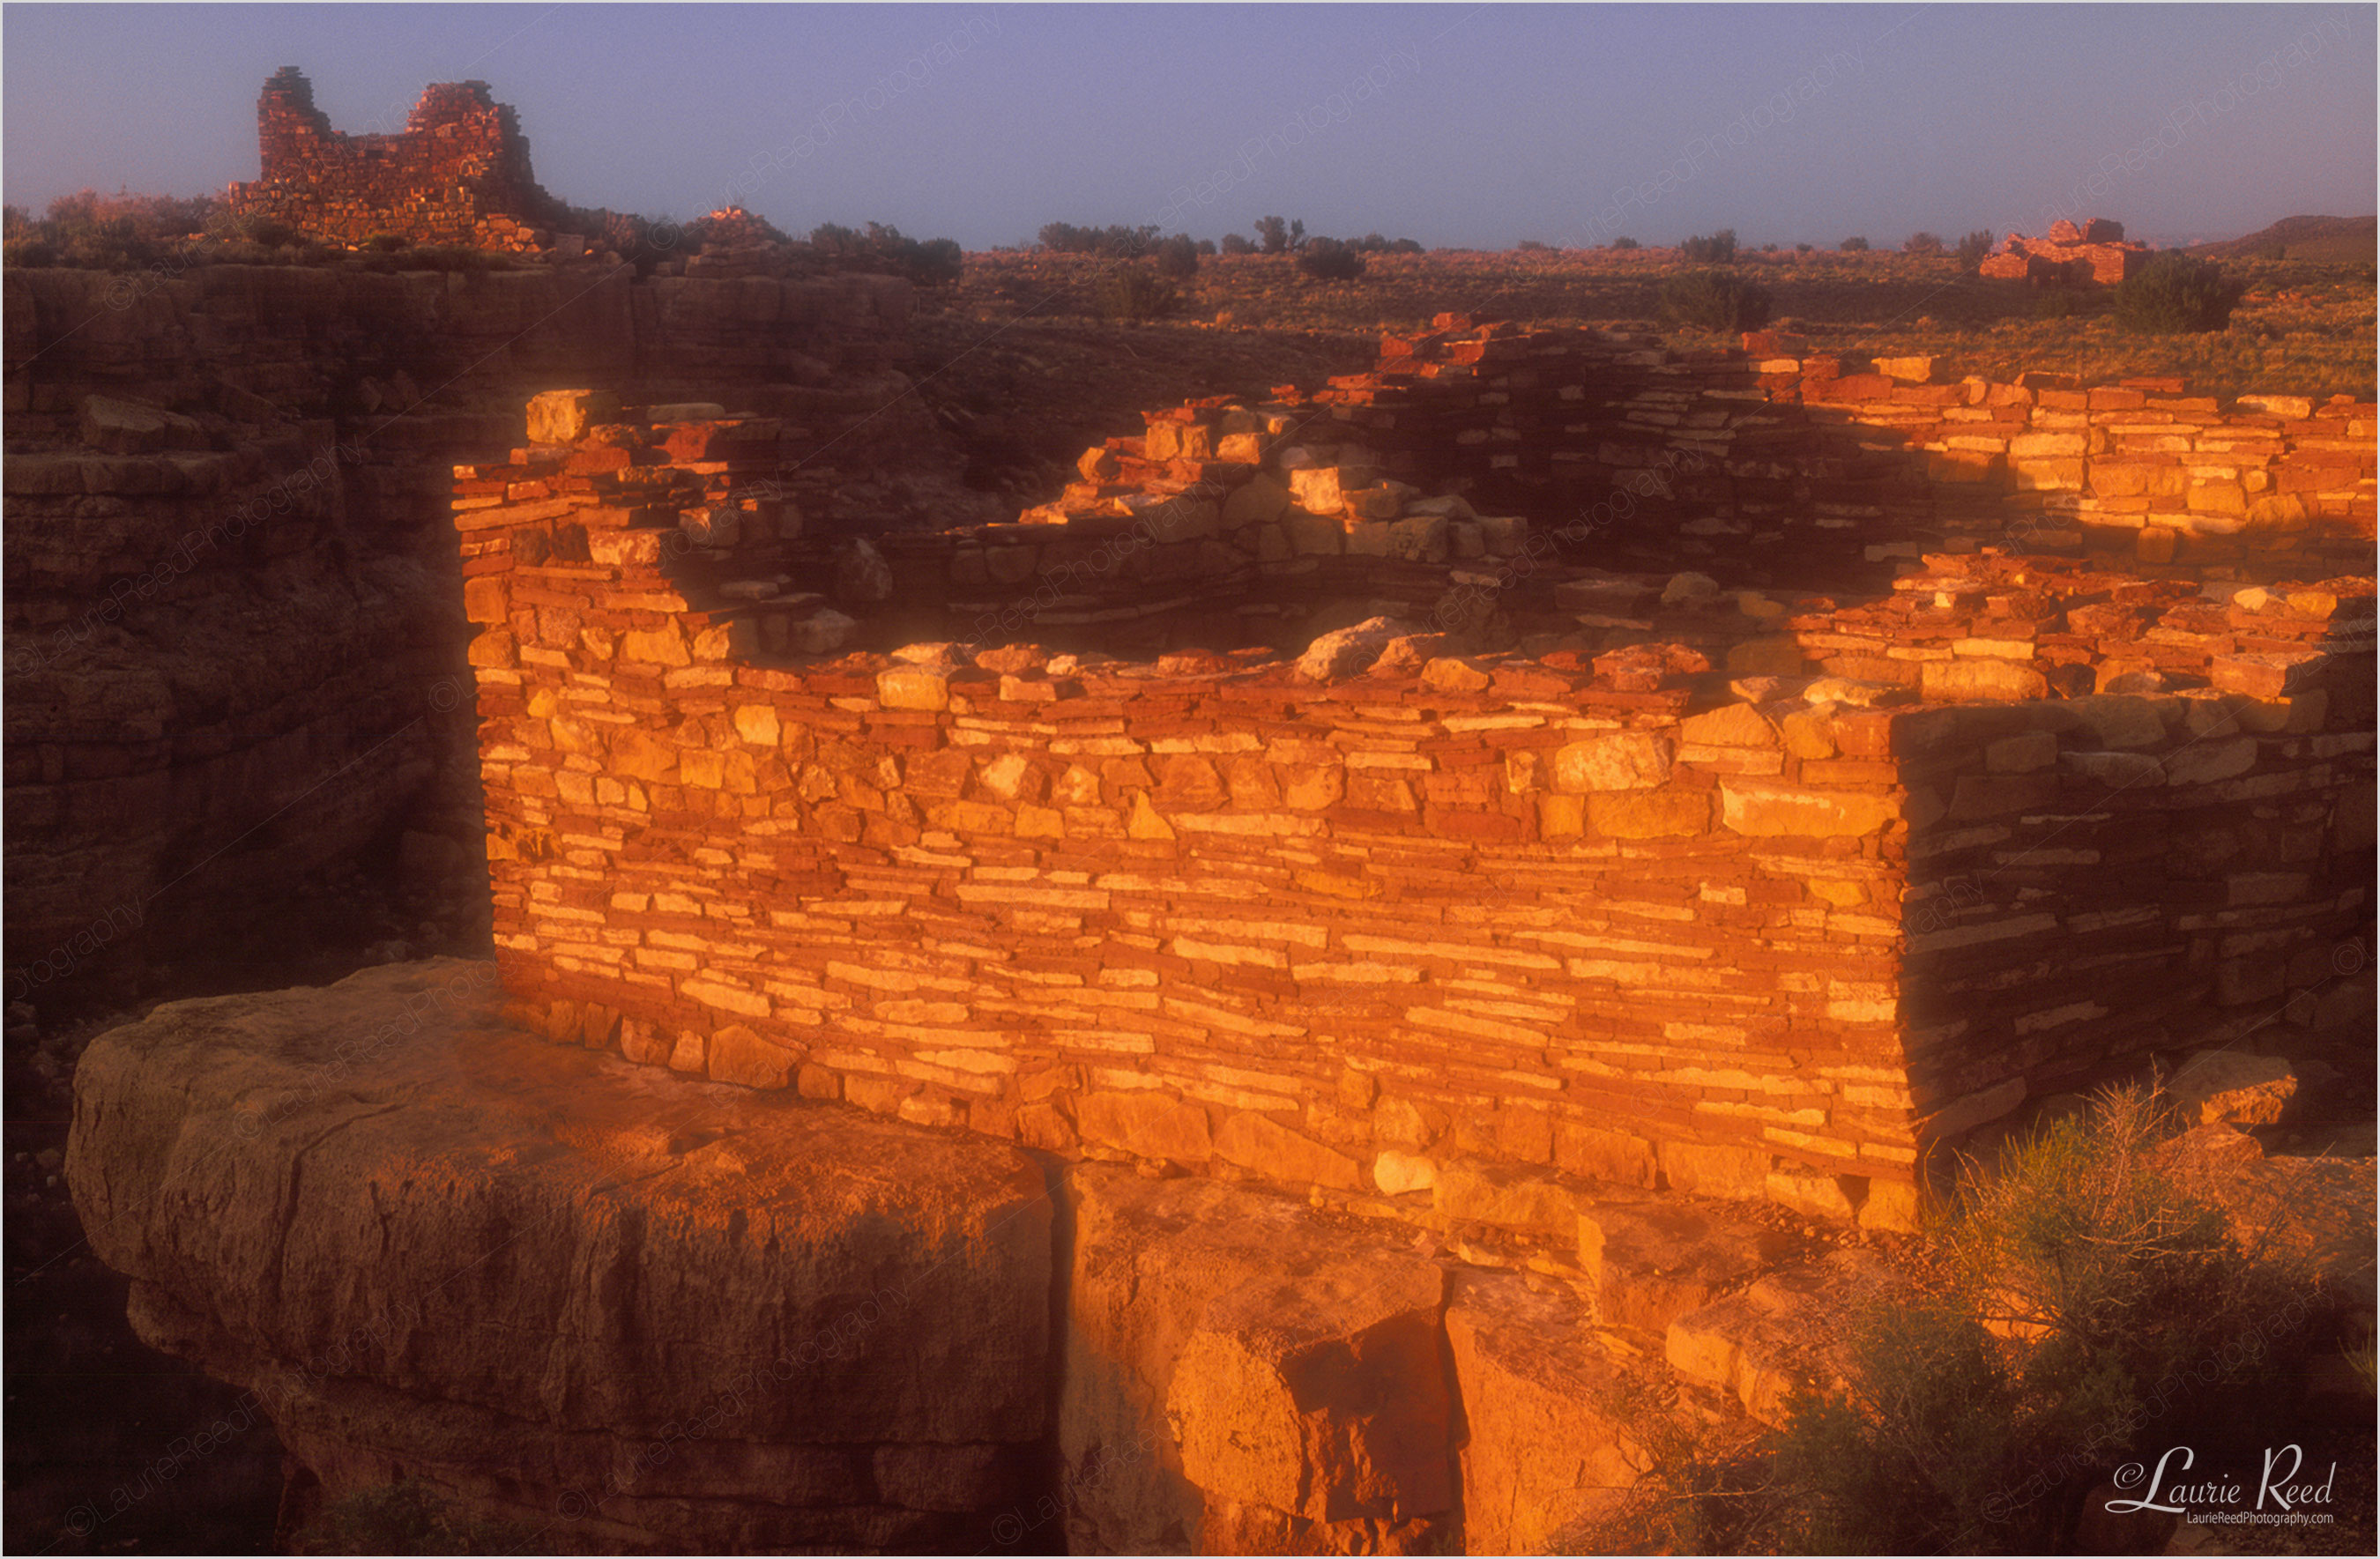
left=1060, top=1167, right=1458, bottom=1555
left=1445, top=1273, right=1656, bottom=1555
left=66, top=958, right=1053, bottom=1551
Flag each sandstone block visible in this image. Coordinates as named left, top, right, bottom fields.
left=1222, top=472, right=1291, bottom=529
left=1586, top=789, right=1709, bottom=838
left=1080, top=1089, right=1218, bottom=1166
left=1214, top=1111, right=1361, bottom=1191
left=707, top=1022, right=799, bottom=1088
left=1372, top=1150, right=1436, bottom=1196
left=2169, top=1050, right=2296, bottom=1128
left=1553, top=732, right=1671, bottom=793
left=876, top=667, right=949, bottom=711
left=1386, top=514, right=1449, bottom=562
left=1422, top=657, right=1493, bottom=694
left=1432, top=1162, right=1579, bottom=1236
left=1445, top=1273, right=1650, bottom=1555
left=64, top=960, right=1054, bottom=1531
left=1922, top=658, right=2049, bottom=702
left=1719, top=780, right=1899, bottom=838
left=1060, top=1169, right=1454, bottom=1551
left=1169, top=1254, right=1450, bottom=1525
left=1283, top=508, right=1345, bottom=555
left=1656, top=1140, right=1772, bottom=1199
left=525, top=389, right=621, bottom=444
left=1580, top=1199, right=1795, bottom=1331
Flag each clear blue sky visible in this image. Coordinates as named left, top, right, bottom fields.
left=5, top=4, right=2373, bottom=249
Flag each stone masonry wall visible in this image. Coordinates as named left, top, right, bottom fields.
left=1256, top=316, right=2372, bottom=588
left=225, top=68, right=565, bottom=251
left=458, top=387, right=2373, bottom=1229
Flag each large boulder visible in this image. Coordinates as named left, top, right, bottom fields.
left=1060, top=1165, right=1456, bottom=1554
left=1444, top=1272, right=1657, bottom=1555
left=66, top=958, right=1054, bottom=1551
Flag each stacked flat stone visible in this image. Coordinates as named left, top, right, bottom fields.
left=457, top=386, right=2374, bottom=1238
left=1216, top=315, right=2372, bottom=588
left=1978, top=216, right=2153, bottom=285
left=224, top=68, right=565, bottom=251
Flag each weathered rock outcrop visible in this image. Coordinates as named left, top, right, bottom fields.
left=1061, top=1168, right=1457, bottom=1554
left=4, top=261, right=988, bottom=1000
left=68, top=962, right=2371, bottom=1555
left=67, top=959, right=1054, bottom=1551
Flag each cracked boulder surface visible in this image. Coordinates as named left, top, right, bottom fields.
left=64, top=957, right=1053, bottom=1552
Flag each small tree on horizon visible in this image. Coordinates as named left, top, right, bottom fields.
left=1903, top=231, right=1946, bottom=256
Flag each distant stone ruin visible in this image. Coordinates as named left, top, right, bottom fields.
left=223, top=67, right=569, bottom=251
left=1980, top=216, right=2153, bottom=285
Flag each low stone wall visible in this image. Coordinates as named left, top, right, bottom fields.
left=1273, top=318, right=2374, bottom=585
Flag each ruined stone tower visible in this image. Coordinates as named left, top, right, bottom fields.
left=224, top=66, right=564, bottom=250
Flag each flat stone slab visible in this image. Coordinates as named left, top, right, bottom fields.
left=67, top=959, right=1053, bottom=1548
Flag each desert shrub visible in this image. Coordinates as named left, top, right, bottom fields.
left=2116, top=252, right=2248, bottom=333
left=1761, top=1087, right=2315, bottom=1553
left=1097, top=264, right=1179, bottom=321
left=1152, top=233, right=1199, bottom=278
left=1796, top=241, right=1814, bottom=253
left=1610, top=235, right=1640, bottom=250
left=1563, top=1087, right=2329, bottom=1555
left=1218, top=232, right=1255, bottom=256
left=1348, top=232, right=1422, bottom=253
left=1955, top=229, right=1996, bottom=268
left=239, top=213, right=297, bottom=249
left=300, top=1482, right=533, bottom=1555
left=1295, top=236, right=1366, bottom=281
left=1657, top=267, right=1773, bottom=331
left=1038, top=221, right=1158, bottom=258
left=1516, top=238, right=1550, bottom=252
left=1193, top=237, right=1217, bottom=256
left=1840, top=234, right=1871, bottom=252
left=1678, top=227, right=1737, bottom=263
left=808, top=221, right=962, bottom=285
left=2033, top=288, right=2102, bottom=321
left=1904, top=231, right=1946, bottom=256
left=363, top=232, right=410, bottom=253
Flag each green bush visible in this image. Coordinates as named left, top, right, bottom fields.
left=1840, top=235, right=1871, bottom=252
left=1776, top=1087, right=2311, bottom=1553
left=1152, top=234, right=1199, bottom=278
left=2115, top=252, right=2248, bottom=333
left=3, top=235, right=56, bottom=268
left=1038, top=220, right=1159, bottom=258
left=1657, top=267, right=1773, bottom=331
left=1295, top=236, right=1366, bottom=281
left=1955, top=229, right=1995, bottom=268
left=1097, top=264, right=1179, bottom=321
left=1253, top=215, right=1303, bottom=254
left=1516, top=238, right=1551, bottom=252
left=1679, top=227, right=1737, bottom=263
left=1610, top=235, right=1640, bottom=250
left=809, top=221, right=962, bottom=286
left=1904, top=231, right=1946, bottom=256
left=239, top=213, right=297, bottom=248
left=1218, top=232, right=1255, bottom=256
left=1566, top=1086, right=2324, bottom=1556
left=1796, top=241, right=1814, bottom=253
